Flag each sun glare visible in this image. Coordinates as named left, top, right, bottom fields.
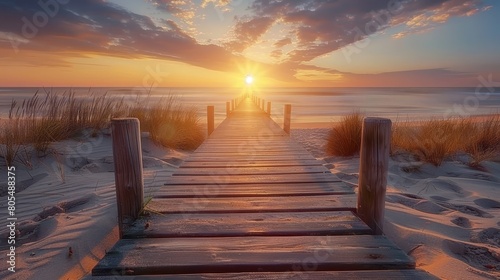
left=245, top=75, right=254, bottom=85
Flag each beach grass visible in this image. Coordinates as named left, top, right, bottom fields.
left=326, top=112, right=363, bottom=157
left=0, top=90, right=204, bottom=166
left=327, top=112, right=500, bottom=166
left=128, top=95, right=204, bottom=150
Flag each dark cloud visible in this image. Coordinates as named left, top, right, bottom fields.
left=243, top=0, right=486, bottom=64
left=0, top=0, right=255, bottom=74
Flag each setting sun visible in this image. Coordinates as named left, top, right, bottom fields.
left=245, top=75, right=254, bottom=85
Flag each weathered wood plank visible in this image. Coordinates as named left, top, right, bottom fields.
left=179, top=160, right=324, bottom=168
left=164, top=173, right=341, bottom=185
left=146, top=194, right=356, bottom=214
left=92, top=269, right=438, bottom=279
left=124, top=211, right=371, bottom=238
left=193, top=148, right=311, bottom=154
left=92, top=235, right=415, bottom=276
left=185, top=154, right=316, bottom=162
left=172, top=165, right=330, bottom=176
left=154, top=182, right=353, bottom=198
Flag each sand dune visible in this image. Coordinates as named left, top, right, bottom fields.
left=0, top=127, right=498, bottom=279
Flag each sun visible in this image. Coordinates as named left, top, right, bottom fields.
left=245, top=75, right=254, bottom=85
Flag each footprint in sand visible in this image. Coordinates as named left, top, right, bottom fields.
left=471, top=228, right=500, bottom=247
left=444, top=239, right=500, bottom=273
left=386, top=193, right=449, bottom=214
left=438, top=202, right=493, bottom=218
left=474, top=198, right=500, bottom=209
left=450, top=216, right=472, bottom=228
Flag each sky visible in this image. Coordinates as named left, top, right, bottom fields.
left=0, top=0, right=499, bottom=87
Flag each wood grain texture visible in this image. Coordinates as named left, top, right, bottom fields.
left=92, top=235, right=415, bottom=276
left=154, top=182, right=353, bottom=198
left=92, top=269, right=438, bottom=279
left=357, top=118, right=392, bottom=235
left=111, top=118, right=144, bottom=237
left=146, top=194, right=357, bottom=214
left=124, top=211, right=371, bottom=238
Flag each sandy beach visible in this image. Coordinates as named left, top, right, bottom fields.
left=0, top=123, right=498, bottom=279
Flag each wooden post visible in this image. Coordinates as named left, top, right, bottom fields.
left=357, top=117, right=392, bottom=235
left=207, top=105, right=215, bottom=136
left=261, top=99, right=265, bottom=110
left=267, top=102, right=271, bottom=116
left=284, top=104, right=291, bottom=134
left=111, top=118, right=144, bottom=238
left=226, top=101, right=230, bottom=117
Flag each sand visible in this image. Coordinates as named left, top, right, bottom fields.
left=0, top=130, right=190, bottom=280
left=292, top=128, right=500, bottom=280
left=0, top=125, right=499, bottom=279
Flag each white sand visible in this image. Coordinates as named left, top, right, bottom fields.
left=0, top=124, right=499, bottom=279
left=0, top=131, right=190, bottom=280
left=292, top=128, right=500, bottom=280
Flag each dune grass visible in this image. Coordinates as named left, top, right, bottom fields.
left=0, top=90, right=204, bottom=166
left=128, top=95, right=204, bottom=150
left=326, top=112, right=363, bottom=157
left=327, top=112, right=500, bottom=166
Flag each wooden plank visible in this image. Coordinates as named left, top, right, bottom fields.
left=124, top=211, right=372, bottom=238
left=92, top=235, right=415, bottom=276
left=189, top=151, right=313, bottom=158
left=92, top=270, right=438, bottom=279
left=164, top=173, right=341, bottom=185
left=172, top=165, right=330, bottom=176
left=155, top=182, right=353, bottom=198
left=180, top=160, right=324, bottom=168
left=185, top=155, right=317, bottom=162
left=146, top=194, right=356, bottom=214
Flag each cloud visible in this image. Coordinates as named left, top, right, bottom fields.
left=241, top=0, right=487, bottom=64
left=0, top=0, right=254, bottom=73
left=0, top=0, right=491, bottom=85
left=274, top=38, right=292, bottom=48
left=225, top=16, right=275, bottom=52
left=147, top=0, right=195, bottom=23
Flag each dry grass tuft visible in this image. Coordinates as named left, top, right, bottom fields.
left=0, top=90, right=204, bottom=166
left=129, top=96, right=204, bottom=150
left=326, top=112, right=500, bottom=167
left=326, top=112, right=364, bottom=157
left=392, top=115, right=500, bottom=166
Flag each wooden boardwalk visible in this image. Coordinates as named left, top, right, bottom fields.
left=93, top=98, right=435, bottom=279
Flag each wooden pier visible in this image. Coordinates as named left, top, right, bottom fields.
left=92, top=97, right=435, bottom=279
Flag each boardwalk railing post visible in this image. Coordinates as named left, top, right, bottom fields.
left=111, top=118, right=144, bottom=238
left=226, top=101, right=231, bottom=117
left=357, top=117, right=391, bottom=235
left=267, top=102, right=271, bottom=116
left=284, top=104, right=292, bottom=134
left=261, top=99, right=265, bottom=111
left=207, top=105, right=215, bottom=136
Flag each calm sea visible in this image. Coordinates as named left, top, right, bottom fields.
left=1, top=87, right=499, bottom=125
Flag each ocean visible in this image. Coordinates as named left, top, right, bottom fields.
left=1, top=87, right=499, bottom=126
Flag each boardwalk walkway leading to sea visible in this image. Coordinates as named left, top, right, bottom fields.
left=93, top=97, right=435, bottom=279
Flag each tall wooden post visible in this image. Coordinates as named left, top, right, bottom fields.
left=267, top=102, right=271, bottom=116
left=207, top=105, right=215, bottom=136
left=226, top=101, right=230, bottom=117
left=357, top=117, right=391, bottom=235
left=111, top=118, right=144, bottom=238
left=284, top=104, right=292, bottom=134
